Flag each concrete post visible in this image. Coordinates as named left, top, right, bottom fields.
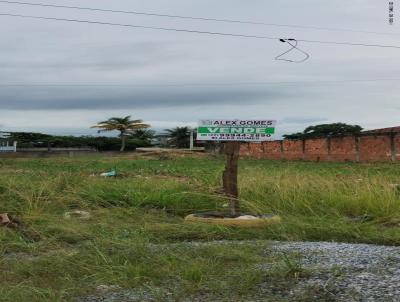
left=189, top=131, right=194, bottom=150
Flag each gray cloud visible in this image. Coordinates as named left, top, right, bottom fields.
left=0, top=0, right=398, bottom=134
left=0, top=86, right=290, bottom=110
left=0, top=41, right=178, bottom=71
left=280, top=117, right=328, bottom=125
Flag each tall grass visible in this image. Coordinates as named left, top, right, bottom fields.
left=240, top=168, right=400, bottom=218
left=1, top=154, right=400, bottom=300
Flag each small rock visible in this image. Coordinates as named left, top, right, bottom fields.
left=0, top=213, right=10, bottom=225
left=236, top=215, right=259, bottom=220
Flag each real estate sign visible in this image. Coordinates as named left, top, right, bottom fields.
left=197, top=119, right=277, bottom=142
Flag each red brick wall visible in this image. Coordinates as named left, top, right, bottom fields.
left=239, top=143, right=251, bottom=157
left=239, top=143, right=264, bottom=159
left=330, top=137, right=358, bottom=162
left=304, top=138, right=328, bottom=161
left=395, top=135, right=400, bottom=161
left=241, top=133, right=399, bottom=162
left=282, top=140, right=303, bottom=160
left=248, top=143, right=264, bottom=159
left=358, top=135, right=391, bottom=162
left=263, top=141, right=282, bottom=160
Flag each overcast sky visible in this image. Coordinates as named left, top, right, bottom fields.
left=0, top=0, right=399, bottom=137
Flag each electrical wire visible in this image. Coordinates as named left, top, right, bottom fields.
left=0, top=0, right=399, bottom=37
left=0, top=79, right=400, bottom=87
left=1, top=13, right=400, bottom=50
left=0, top=13, right=278, bottom=40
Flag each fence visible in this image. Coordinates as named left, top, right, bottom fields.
left=240, top=132, right=400, bottom=162
left=0, top=141, right=17, bottom=153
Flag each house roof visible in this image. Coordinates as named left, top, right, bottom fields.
left=362, top=126, right=400, bottom=134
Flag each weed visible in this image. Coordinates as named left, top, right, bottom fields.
left=1, top=154, right=400, bottom=300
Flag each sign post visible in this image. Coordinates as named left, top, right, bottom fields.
left=197, top=119, right=276, bottom=216
left=222, top=141, right=241, bottom=215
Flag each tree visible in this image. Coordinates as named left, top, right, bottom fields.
left=283, top=123, right=363, bottom=139
left=4, top=132, right=52, bottom=142
left=164, top=126, right=191, bottom=148
left=92, top=116, right=150, bottom=151
left=3, top=132, right=52, bottom=148
left=129, top=129, right=155, bottom=144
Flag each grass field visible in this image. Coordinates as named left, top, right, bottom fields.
left=1, top=152, right=400, bottom=301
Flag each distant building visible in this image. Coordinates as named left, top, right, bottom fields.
left=151, top=135, right=169, bottom=147
left=0, top=141, right=17, bottom=153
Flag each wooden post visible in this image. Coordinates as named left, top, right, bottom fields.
left=223, top=141, right=241, bottom=216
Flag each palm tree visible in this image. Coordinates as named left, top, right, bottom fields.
left=130, top=129, right=155, bottom=143
left=92, top=116, right=150, bottom=151
left=164, top=126, right=191, bottom=148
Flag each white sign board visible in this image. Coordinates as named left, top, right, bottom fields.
left=197, top=119, right=277, bottom=142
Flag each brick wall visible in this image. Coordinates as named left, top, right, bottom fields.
left=304, top=138, right=328, bottom=161
left=330, top=136, right=358, bottom=162
left=395, top=135, right=400, bottom=161
left=240, top=132, right=400, bottom=162
left=358, top=136, right=392, bottom=162
left=282, top=140, right=303, bottom=160
left=263, top=141, right=282, bottom=160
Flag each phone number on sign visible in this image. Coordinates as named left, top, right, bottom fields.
left=200, top=134, right=272, bottom=141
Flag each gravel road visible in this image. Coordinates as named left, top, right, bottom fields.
left=268, top=241, right=400, bottom=301
left=77, top=241, right=400, bottom=302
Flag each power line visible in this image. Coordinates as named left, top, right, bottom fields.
left=0, top=13, right=277, bottom=40
left=1, top=13, right=400, bottom=50
left=0, top=79, right=400, bottom=87
left=0, top=0, right=399, bottom=37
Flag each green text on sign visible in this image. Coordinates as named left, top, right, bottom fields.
left=198, top=127, right=275, bottom=134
